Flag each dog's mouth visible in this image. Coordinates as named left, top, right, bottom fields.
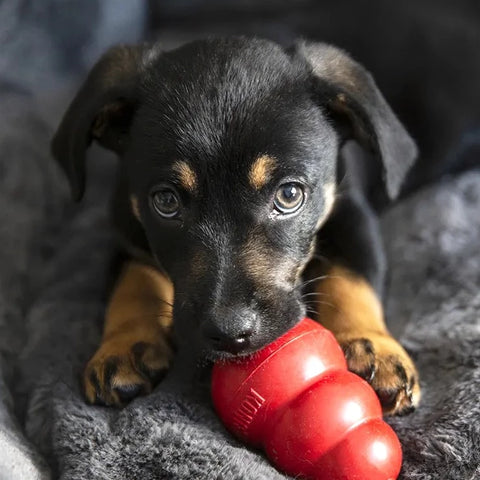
left=201, top=317, right=304, bottom=364
left=203, top=347, right=261, bottom=364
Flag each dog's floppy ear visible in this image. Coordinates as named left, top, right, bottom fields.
left=51, top=44, right=148, bottom=201
left=296, top=41, right=417, bottom=199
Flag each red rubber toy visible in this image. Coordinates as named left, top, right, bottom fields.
left=211, top=317, right=402, bottom=480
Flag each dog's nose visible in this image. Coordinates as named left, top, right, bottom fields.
left=205, top=325, right=253, bottom=354
left=202, top=310, right=255, bottom=354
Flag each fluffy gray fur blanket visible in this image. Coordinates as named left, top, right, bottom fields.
left=1, top=2, right=479, bottom=479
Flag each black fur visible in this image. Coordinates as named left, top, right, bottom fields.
left=51, top=36, right=417, bottom=358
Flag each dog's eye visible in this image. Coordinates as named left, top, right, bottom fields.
left=273, top=183, right=305, bottom=214
left=151, top=187, right=180, bottom=218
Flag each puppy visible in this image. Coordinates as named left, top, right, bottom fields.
left=52, top=37, right=420, bottom=415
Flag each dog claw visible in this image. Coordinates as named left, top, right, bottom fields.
left=83, top=339, right=172, bottom=407
left=339, top=334, right=420, bottom=416
left=114, top=383, right=145, bottom=403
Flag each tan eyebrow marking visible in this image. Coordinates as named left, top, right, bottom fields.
left=172, top=160, right=197, bottom=192
left=249, top=155, right=277, bottom=190
left=130, top=194, right=141, bottom=220
left=315, top=182, right=337, bottom=230
left=324, top=182, right=336, bottom=216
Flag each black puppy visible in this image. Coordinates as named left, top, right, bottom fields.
left=52, top=37, right=420, bottom=415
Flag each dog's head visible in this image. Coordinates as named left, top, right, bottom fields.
left=52, top=37, right=416, bottom=358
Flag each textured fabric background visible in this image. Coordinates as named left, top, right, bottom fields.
left=1, top=1, right=479, bottom=479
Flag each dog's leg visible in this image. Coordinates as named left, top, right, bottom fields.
left=84, top=261, right=174, bottom=406
left=309, top=194, right=420, bottom=416
left=311, top=265, right=420, bottom=415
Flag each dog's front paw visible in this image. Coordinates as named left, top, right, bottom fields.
left=338, top=333, right=420, bottom=416
left=84, top=335, right=172, bottom=407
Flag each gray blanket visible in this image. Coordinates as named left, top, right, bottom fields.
left=1, top=2, right=480, bottom=479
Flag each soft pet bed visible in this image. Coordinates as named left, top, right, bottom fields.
left=0, top=2, right=479, bottom=479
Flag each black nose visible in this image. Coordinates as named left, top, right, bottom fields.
left=205, top=326, right=253, bottom=354
left=202, top=312, right=255, bottom=354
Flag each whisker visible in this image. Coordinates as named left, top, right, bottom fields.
left=309, top=253, right=331, bottom=264
left=298, top=273, right=347, bottom=291
left=119, top=312, right=173, bottom=324
left=303, top=300, right=352, bottom=326
left=295, top=275, right=330, bottom=290
left=302, top=299, right=336, bottom=309
left=301, top=292, right=330, bottom=298
left=154, top=298, right=174, bottom=308
left=305, top=306, right=320, bottom=317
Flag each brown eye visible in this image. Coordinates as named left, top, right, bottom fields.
left=273, top=182, right=305, bottom=214
left=151, top=187, right=180, bottom=218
